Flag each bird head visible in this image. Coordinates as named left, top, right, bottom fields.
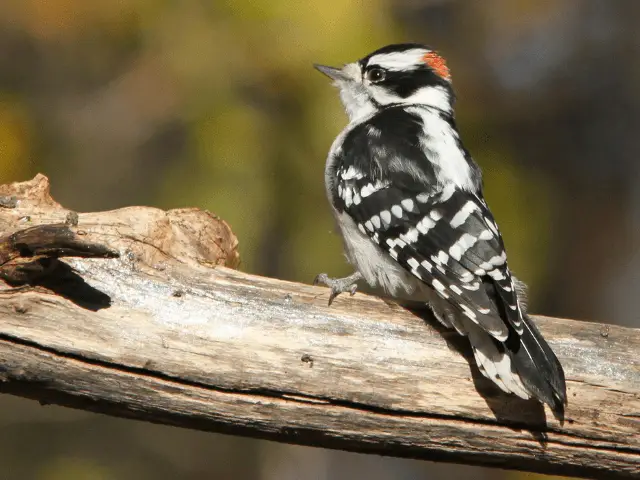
left=315, top=43, right=454, bottom=122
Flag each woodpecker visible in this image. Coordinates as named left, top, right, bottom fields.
left=314, top=43, right=566, bottom=413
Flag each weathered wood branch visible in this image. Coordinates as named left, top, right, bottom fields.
left=0, top=175, right=638, bottom=479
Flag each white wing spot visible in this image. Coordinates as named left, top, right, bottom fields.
left=450, top=200, right=479, bottom=228
left=401, top=198, right=414, bottom=212
left=429, top=209, right=443, bottom=221
left=450, top=285, right=463, bottom=295
left=460, top=271, right=474, bottom=283
left=432, top=279, right=448, bottom=298
left=416, top=216, right=436, bottom=234
left=341, top=165, right=362, bottom=180
left=449, top=233, right=478, bottom=260
left=371, top=215, right=381, bottom=229
left=437, top=250, right=449, bottom=264
left=463, top=281, right=480, bottom=291
left=391, top=205, right=403, bottom=218
left=416, top=193, right=430, bottom=203
left=458, top=233, right=478, bottom=250
left=344, top=187, right=353, bottom=207
left=361, top=184, right=374, bottom=197
left=488, top=254, right=506, bottom=266
left=358, top=223, right=366, bottom=234
left=488, top=269, right=505, bottom=280
left=365, top=220, right=374, bottom=232
left=478, top=229, right=493, bottom=240
left=380, top=210, right=392, bottom=225
left=401, top=228, right=419, bottom=244
left=421, top=260, right=433, bottom=272
left=461, top=305, right=477, bottom=320
left=374, top=180, right=389, bottom=191
left=478, top=307, right=491, bottom=314
left=407, top=257, right=422, bottom=278
left=362, top=179, right=389, bottom=198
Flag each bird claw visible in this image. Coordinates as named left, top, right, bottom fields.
left=314, top=272, right=360, bottom=306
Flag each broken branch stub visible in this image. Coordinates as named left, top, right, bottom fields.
left=0, top=174, right=240, bottom=286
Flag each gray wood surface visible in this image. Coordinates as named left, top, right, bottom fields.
left=0, top=175, right=638, bottom=479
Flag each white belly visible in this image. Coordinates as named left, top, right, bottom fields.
left=334, top=211, right=426, bottom=299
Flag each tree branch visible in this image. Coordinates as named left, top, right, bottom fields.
left=0, top=175, right=638, bottom=478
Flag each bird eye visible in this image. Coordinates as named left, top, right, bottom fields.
left=366, top=67, right=386, bottom=83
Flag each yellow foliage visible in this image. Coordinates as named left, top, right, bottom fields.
left=5, top=0, right=137, bottom=40
left=37, top=457, right=115, bottom=480
left=0, top=98, right=30, bottom=182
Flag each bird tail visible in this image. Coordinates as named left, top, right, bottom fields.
left=466, top=321, right=531, bottom=400
left=509, top=313, right=567, bottom=414
left=466, top=313, right=566, bottom=414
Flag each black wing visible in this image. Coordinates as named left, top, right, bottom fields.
left=338, top=168, right=521, bottom=341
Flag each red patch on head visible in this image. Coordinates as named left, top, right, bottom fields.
left=422, top=52, right=451, bottom=81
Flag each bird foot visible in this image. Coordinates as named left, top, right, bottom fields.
left=313, top=272, right=362, bottom=306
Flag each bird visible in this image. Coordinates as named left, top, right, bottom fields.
left=313, top=43, right=567, bottom=413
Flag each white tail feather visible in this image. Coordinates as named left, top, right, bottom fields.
left=466, top=320, right=530, bottom=399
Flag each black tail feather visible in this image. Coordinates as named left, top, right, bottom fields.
left=508, top=314, right=567, bottom=414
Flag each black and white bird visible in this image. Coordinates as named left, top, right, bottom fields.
left=314, top=43, right=566, bottom=412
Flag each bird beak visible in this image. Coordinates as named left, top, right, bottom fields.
left=314, top=64, right=350, bottom=82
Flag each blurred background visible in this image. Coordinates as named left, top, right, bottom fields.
left=0, top=0, right=639, bottom=478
